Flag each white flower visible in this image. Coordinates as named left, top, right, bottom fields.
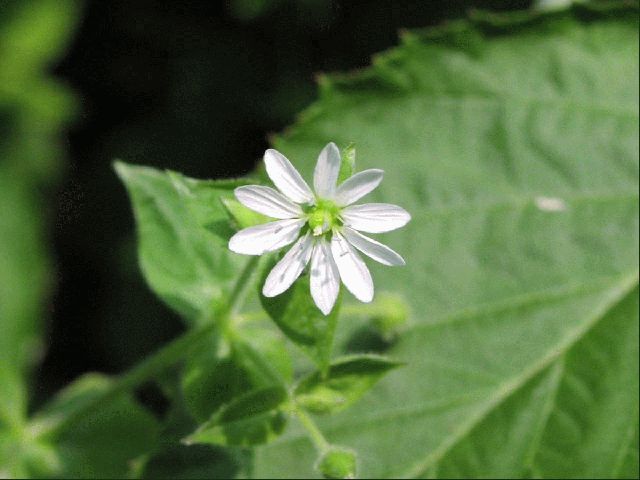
left=228, top=143, right=410, bottom=315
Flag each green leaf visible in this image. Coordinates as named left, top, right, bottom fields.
left=115, top=162, right=251, bottom=322
left=182, top=352, right=252, bottom=424
left=184, top=386, right=289, bottom=447
left=294, top=355, right=403, bottom=414
left=181, top=328, right=292, bottom=422
left=338, top=143, right=356, bottom=183
left=231, top=330, right=293, bottom=387
left=316, top=447, right=357, bottom=480
left=32, top=374, right=160, bottom=478
left=260, top=265, right=341, bottom=375
left=251, top=4, right=639, bottom=478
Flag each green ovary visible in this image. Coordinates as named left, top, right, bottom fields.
left=307, top=199, right=342, bottom=236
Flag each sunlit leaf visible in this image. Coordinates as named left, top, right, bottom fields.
left=115, top=163, right=251, bottom=323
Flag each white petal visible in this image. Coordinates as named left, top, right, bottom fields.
left=341, top=203, right=411, bottom=233
left=235, top=185, right=302, bottom=219
left=330, top=232, right=373, bottom=303
left=228, top=218, right=304, bottom=255
left=334, top=169, right=384, bottom=206
left=264, top=149, right=313, bottom=204
left=310, top=238, right=340, bottom=315
left=262, top=232, right=313, bottom=297
left=342, top=227, right=405, bottom=266
left=313, top=142, right=341, bottom=199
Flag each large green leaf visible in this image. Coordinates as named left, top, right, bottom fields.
left=252, top=4, right=639, bottom=478
left=115, top=163, right=251, bottom=322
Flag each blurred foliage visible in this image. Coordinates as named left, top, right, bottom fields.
left=0, top=1, right=79, bottom=476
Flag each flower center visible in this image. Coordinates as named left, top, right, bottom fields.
left=306, top=199, right=341, bottom=236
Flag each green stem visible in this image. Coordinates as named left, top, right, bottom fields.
left=33, top=256, right=260, bottom=441
left=295, top=408, right=330, bottom=454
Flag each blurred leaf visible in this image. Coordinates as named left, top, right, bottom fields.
left=294, top=355, right=403, bottom=415
left=227, top=0, right=283, bottom=21
left=184, top=386, right=288, bottom=447
left=115, top=163, right=251, bottom=322
left=33, top=374, right=160, bottom=478
left=316, top=447, right=357, bottom=480
left=0, top=1, right=79, bottom=470
left=141, top=444, right=247, bottom=480
left=260, top=265, right=341, bottom=375
left=368, top=292, right=410, bottom=342
left=252, top=4, right=640, bottom=478
left=0, top=0, right=81, bottom=85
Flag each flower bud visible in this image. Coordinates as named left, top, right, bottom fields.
left=371, top=292, right=409, bottom=342
left=316, top=447, right=357, bottom=479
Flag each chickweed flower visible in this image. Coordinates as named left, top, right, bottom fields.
left=229, top=143, right=410, bottom=315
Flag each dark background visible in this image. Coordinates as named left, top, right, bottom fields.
left=35, top=0, right=532, bottom=410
